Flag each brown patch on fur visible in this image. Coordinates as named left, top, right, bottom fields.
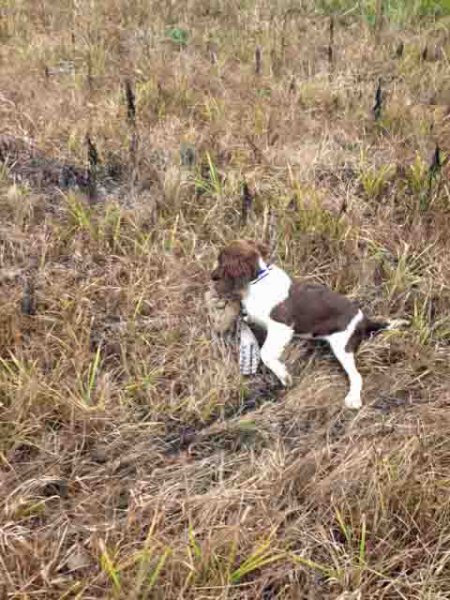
left=271, top=282, right=389, bottom=350
left=270, top=282, right=359, bottom=336
left=211, top=240, right=267, bottom=298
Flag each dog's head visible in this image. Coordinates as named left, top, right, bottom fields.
left=210, top=240, right=270, bottom=298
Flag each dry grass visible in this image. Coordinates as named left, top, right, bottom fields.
left=1, top=0, right=450, bottom=597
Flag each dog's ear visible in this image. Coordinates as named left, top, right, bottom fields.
left=221, top=249, right=258, bottom=280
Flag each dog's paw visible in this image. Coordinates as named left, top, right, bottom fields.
left=281, top=372, right=293, bottom=388
left=344, top=393, right=362, bottom=410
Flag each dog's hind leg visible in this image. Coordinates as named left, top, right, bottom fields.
left=324, top=311, right=364, bottom=410
left=328, top=340, right=363, bottom=409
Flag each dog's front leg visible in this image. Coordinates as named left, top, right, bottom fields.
left=259, top=320, right=294, bottom=387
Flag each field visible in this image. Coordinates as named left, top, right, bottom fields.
left=1, top=0, right=450, bottom=598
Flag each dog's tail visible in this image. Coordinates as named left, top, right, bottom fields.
left=362, top=318, right=409, bottom=340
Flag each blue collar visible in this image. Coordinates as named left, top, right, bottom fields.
left=250, top=266, right=271, bottom=285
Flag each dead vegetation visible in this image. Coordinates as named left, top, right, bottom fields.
left=0, top=0, right=450, bottom=597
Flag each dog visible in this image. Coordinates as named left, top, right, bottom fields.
left=211, top=239, right=401, bottom=409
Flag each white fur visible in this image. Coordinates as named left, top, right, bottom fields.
left=241, top=260, right=294, bottom=387
left=321, top=310, right=364, bottom=410
left=241, top=260, right=292, bottom=327
left=240, top=257, right=365, bottom=409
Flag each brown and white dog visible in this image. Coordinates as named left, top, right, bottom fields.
left=211, top=240, right=399, bottom=410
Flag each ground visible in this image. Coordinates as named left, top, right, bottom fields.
left=1, top=0, right=450, bottom=598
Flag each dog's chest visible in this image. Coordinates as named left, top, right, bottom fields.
left=241, top=266, right=292, bottom=327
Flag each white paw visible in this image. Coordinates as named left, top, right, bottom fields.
left=344, top=393, right=362, bottom=410
left=281, top=372, right=293, bottom=388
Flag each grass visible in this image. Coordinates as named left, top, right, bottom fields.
left=1, top=0, right=450, bottom=598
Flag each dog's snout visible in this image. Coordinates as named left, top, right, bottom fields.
left=211, top=268, right=220, bottom=281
